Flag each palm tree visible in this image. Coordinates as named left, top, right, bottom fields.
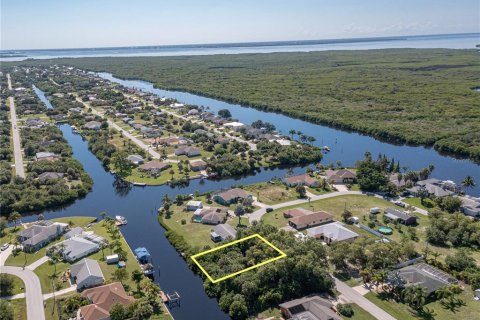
left=403, top=285, right=427, bottom=310
left=8, top=212, right=21, bottom=231
left=461, top=175, right=475, bottom=192
left=431, top=251, right=441, bottom=264
left=131, top=270, right=144, bottom=292
left=307, top=136, right=316, bottom=145
left=288, top=129, right=296, bottom=139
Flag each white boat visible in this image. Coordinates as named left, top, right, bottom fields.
left=115, top=215, right=127, bottom=225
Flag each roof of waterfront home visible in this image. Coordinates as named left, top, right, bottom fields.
left=139, top=161, right=170, bottom=171
left=71, top=258, right=104, bottom=284
left=214, top=188, right=250, bottom=202
left=284, top=174, right=318, bottom=186
left=17, top=223, right=61, bottom=246
left=80, top=282, right=134, bottom=320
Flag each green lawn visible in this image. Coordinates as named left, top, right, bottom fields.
left=0, top=274, right=25, bottom=297
left=124, top=164, right=199, bottom=185
left=403, top=197, right=435, bottom=211
left=34, top=260, right=71, bottom=293
left=5, top=217, right=96, bottom=267
left=347, top=304, right=377, bottom=320
left=9, top=298, right=27, bottom=320
left=243, top=181, right=299, bottom=205
left=261, top=194, right=394, bottom=229
left=365, top=287, right=480, bottom=320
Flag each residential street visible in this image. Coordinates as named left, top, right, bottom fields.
left=75, top=97, right=161, bottom=159
left=248, top=191, right=363, bottom=223
left=7, top=74, right=26, bottom=179
left=333, top=277, right=396, bottom=320
left=1, top=265, right=46, bottom=320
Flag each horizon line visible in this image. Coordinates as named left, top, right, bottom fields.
left=1, top=32, right=478, bottom=52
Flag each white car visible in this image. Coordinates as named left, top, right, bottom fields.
left=1, top=243, right=10, bottom=251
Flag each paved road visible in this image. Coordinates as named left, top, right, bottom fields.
left=26, top=256, right=49, bottom=271
left=1, top=266, right=46, bottom=320
left=7, top=74, right=26, bottom=179
left=334, top=277, right=396, bottom=320
left=75, top=97, right=161, bottom=159
left=248, top=191, right=363, bottom=223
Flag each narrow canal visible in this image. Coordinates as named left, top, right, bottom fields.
left=98, top=72, right=480, bottom=196
left=29, top=87, right=311, bottom=320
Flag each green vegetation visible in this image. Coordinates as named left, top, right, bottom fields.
left=0, top=298, right=27, bottom=320
left=0, top=274, right=24, bottom=297
left=13, top=49, right=480, bottom=161
left=348, top=304, right=376, bottom=320
left=0, top=126, right=92, bottom=215
left=242, top=180, right=299, bottom=205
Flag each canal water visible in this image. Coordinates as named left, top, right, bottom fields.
left=99, top=72, right=480, bottom=196
left=29, top=87, right=311, bottom=320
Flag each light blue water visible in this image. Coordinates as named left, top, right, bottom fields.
left=1, top=33, right=478, bottom=61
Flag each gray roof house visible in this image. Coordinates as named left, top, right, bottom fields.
left=49, top=237, right=99, bottom=262
left=17, top=221, right=66, bottom=252
left=388, top=263, right=457, bottom=295
left=459, top=196, right=480, bottom=217
left=384, top=208, right=417, bottom=225
left=35, top=152, right=59, bottom=161
left=126, top=154, right=144, bottom=165
left=83, top=121, right=102, bottom=130
left=279, top=295, right=341, bottom=320
left=71, top=258, right=104, bottom=291
left=211, top=224, right=236, bottom=242
left=306, top=222, right=358, bottom=244
left=65, top=226, right=84, bottom=239
left=38, top=172, right=64, bottom=183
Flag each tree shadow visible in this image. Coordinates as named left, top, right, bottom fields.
left=440, top=298, right=466, bottom=313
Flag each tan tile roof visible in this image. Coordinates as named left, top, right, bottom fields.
left=80, top=282, right=134, bottom=320
left=289, top=211, right=333, bottom=226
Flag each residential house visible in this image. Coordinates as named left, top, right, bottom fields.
left=49, top=237, right=99, bottom=262
left=279, top=295, right=341, bottom=320
left=213, top=188, right=252, bottom=205
left=37, top=172, right=64, bottom=183
left=215, top=137, right=230, bottom=145
left=71, top=258, right=104, bottom=291
left=175, top=146, right=200, bottom=157
left=187, top=109, right=199, bottom=116
left=408, top=178, right=454, bottom=197
left=78, top=282, right=135, bottom=320
left=17, top=221, right=67, bottom=252
left=139, top=161, right=170, bottom=173
left=83, top=121, right=102, bottom=130
left=387, top=263, right=457, bottom=295
left=306, top=222, right=359, bottom=244
left=65, top=227, right=83, bottom=239
left=193, top=207, right=229, bottom=225
left=211, top=224, right=237, bottom=242
left=69, top=107, right=83, bottom=113
left=157, top=136, right=188, bottom=146
left=35, top=152, right=59, bottom=162
left=288, top=211, right=333, bottom=230
left=384, top=208, right=417, bottom=225
left=325, top=169, right=356, bottom=184
left=284, top=174, right=319, bottom=187
left=169, top=103, right=185, bottom=109
left=194, top=129, right=214, bottom=138
left=25, top=118, right=46, bottom=128
left=186, top=200, right=203, bottom=211
left=126, top=154, right=144, bottom=165
left=223, top=122, right=246, bottom=131
left=283, top=208, right=313, bottom=218
left=190, top=159, right=207, bottom=171
left=459, top=196, right=480, bottom=217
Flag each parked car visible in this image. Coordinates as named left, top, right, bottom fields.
left=1, top=243, right=10, bottom=251
left=266, top=208, right=274, bottom=213
left=394, top=201, right=406, bottom=208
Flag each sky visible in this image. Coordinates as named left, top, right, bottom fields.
left=1, top=0, right=479, bottom=50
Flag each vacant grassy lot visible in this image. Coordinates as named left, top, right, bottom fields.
left=18, top=49, right=480, bottom=161
left=348, top=303, right=377, bottom=320
left=0, top=274, right=25, bottom=297
left=403, top=197, right=435, bottom=211
left=9, top=298, right=27, bottom=320
left=124, top=164, right=199, bottom=185
left=243, top=181, right=299, bottom=205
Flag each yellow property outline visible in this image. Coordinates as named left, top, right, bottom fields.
left=191, top=234, right=287, bottom=283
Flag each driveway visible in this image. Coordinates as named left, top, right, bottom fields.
left=248, top=191, right=362, bottom=223
left=1, top=266, right=46, bottom=320
left=333, top=277, right=396, bottom=320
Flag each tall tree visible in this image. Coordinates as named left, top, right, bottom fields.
left=462, top=175, right=476, bottom=191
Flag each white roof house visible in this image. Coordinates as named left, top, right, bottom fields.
left=186, top=200, right=203, bottom=211
left=307, top=222, right=359, bottom=244
left=50, top=237, right=99, bottom=262
left=71, top=258, right=104, bottom=290
left=223, top=122, right=245, bottom=131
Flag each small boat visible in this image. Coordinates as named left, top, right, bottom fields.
left=133, top=182, right=146, bottom=187
left=115, top=215, right=127, bottom=226
left=142, top=263, right=155, bottom=275
left=322, top=146, right=330, bottom=152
